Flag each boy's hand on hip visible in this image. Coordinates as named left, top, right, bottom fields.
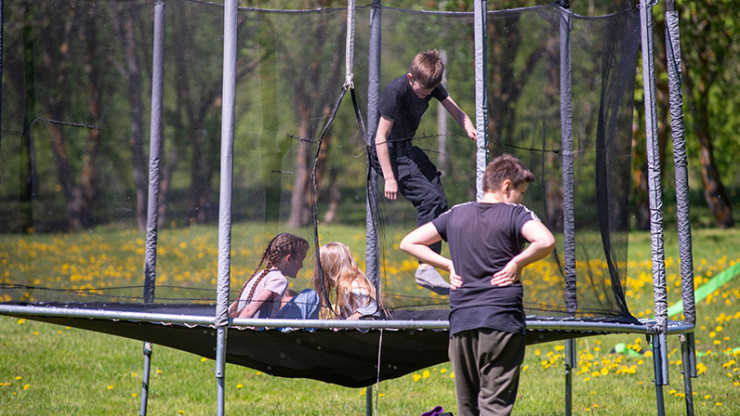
left=384, top=179, right=398, bottom=200
left=490, top=260, right=519, bottom=287
left=449, top=263, right=462, bottom=289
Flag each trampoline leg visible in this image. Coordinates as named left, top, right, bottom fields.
left=216, top=327, right=227, bottom=416
left=366, top=385, right=373, bottom=416
left=680, top=333, right=696, bottom=416
left=564, top=338, right=576, bottom=416
left=651, top=334, right=666, bottom=416
left=139, top=342, right=153, bottom=416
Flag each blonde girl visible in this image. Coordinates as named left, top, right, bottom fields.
left=229, top=233, right=309, bottom=319
left=314, top=242, right=383, bottom=320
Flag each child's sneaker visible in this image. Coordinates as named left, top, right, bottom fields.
left=415, top=265, right=450, bottom=295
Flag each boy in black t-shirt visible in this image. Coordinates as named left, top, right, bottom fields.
left=373, top=49, right=476, bottom=295
left=400, top=154, right=555, bottom=416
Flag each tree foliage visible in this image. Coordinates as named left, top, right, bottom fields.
left=0, top=0, right=736, bottom=232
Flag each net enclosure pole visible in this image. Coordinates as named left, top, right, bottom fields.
left=558, top=3, right=577, bottom=415
left=640, top=0, right=669, bottom=414
left=664, top=0, right=695, bottom=328
left=216, top=0, right=239, bottom=414
left=366, top=0, right=381, bottom=294
left=665, top=0, right=696, bottom=413
left=140, top=2, right=166, bottom=415
left=474, top=0, right=488, bottom=200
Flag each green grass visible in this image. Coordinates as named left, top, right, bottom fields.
left=1, top=225, right=739, bottom=415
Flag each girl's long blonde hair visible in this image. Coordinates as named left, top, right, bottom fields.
left=229, top=233, right=309, bottom=317
left=314, top=242, right=382, bottom=320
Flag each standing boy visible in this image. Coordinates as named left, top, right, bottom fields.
left=400, top=154, right=555, bottom=416
left=374, top=49, right=476, bottom=295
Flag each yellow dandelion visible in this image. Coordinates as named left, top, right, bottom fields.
left=600, top=368, right=608, bottom=376
left=23, top=384, right=30, bottom=391
left=236, top=384, right=243, bottom=389
left=422, top=370, right=431, bottom=379
left=413, top=373, right=422, bottom=382
left=200, top=357, right=207, bottom=362
left=107, top=385, right=114, bottom=390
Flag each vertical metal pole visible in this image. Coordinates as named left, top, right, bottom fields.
left=366, top=385, right=373, bottom=416
left=557, top=5, right=577, bottom=411
left=651, top=334, right=666, bottom=416
left=680, top=334, right=695, bottom=416
left=366, top=0, right=381, bottom=293
left=640, top=0, right=669, bottom=396
left=559, top=2, right=577, bottom=317
left=473, top=0, right=488, bottom=200
left=140, top=2, right=165, bottom=414
left=437, top=50, right=448, bottom=177
left=664, top=2, right=695, bottom=412
left=139, top=342, right=153, bottom=416
left=564, top=338, right=576, bottom=416
left=216, top=0, right=238, bottom=414
left=664, top=0, right=695, bottom=327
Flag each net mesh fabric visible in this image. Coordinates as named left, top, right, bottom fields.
left=1, top=1, right=639, bottom=323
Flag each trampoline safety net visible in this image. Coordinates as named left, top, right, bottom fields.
left=1, top=1, right=640, bottom=324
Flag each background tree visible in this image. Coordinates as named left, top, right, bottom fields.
left=676, top=0, right=735, bottom=228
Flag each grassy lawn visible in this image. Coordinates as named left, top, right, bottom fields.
left=1, top=225, right=739, bottom=415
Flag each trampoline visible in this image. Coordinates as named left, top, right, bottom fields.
left=0, top=1, right=697, bottom=415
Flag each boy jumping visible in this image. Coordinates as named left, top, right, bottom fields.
left=373, top=49, right=476, bottom=295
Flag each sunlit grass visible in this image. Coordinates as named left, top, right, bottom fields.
left=1, top=225, right=739, bottom=414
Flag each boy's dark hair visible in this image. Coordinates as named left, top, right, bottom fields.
left=409, top=49, right=444, bottom=88
left=483, top=154, right=535, bottom=192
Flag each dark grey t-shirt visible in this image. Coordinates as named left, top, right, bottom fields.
left=377, top=74, right=448, bottom=157
left=432, top=201, right=539, bottom=336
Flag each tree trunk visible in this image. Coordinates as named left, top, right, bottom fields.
left=682, top=54, right=734, bottom=228
left=695, top=106, right=734, bottom=228
left=20, top=3, right=37, bottom=233
left=288, top=114, right=311, bottom=228
left=72, top=9, right=102, bottom=230
left=115, top=5, right=148, bottom=232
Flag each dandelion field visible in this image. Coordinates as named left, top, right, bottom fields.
left=1, top=224, right=739, bottom=415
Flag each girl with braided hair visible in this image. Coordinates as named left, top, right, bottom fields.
left=229, top=233, right=310, bottom=319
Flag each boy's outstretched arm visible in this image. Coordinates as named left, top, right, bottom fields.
left=490, top=219, right=555, bottom=287
left=441, top=96, right=476, bottom=141
left=400, top=223, right=462, bottom=288
left=375, top=116, right=398, bottom=200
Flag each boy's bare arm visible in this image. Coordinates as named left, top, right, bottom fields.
left=441, top=96, right=476, bottom=141
left=374, top=116, right=398, bottom=200
left=490, top=220, right=555, bottom=287
left=401, top=223, right=462, bottom=288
